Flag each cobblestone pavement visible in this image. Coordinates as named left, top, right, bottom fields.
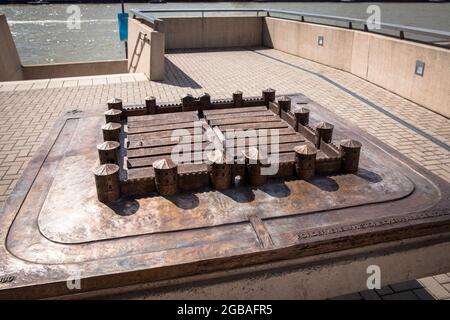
left=0, top=47, right=449, bottom=299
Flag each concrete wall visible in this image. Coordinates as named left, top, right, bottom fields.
left=128, top=18, right=165, bottom=81
left=0, top=15, right=23, bottom=81
left=161, top=16, right=263, bottom=50
left=263, top=17, right=354, bottom=72
left=363, top=36, right=450, bottom=118
left=263, top=17, right=450, bottom=118
left=22, top=60, right=127, bottom=80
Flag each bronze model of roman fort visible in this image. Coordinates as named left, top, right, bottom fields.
left=1, top=87, right=448, bottom=300
left=94, top=89, right=362, bottom=202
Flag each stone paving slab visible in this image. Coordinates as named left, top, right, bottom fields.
left=0, top=47, right=449, bottom=299
left=0, top=73, right=146, bottom=92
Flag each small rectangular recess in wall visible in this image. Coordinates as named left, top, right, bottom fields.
left=318, top=36, right=324, bottom=46
left=415, top=61, right=425, bottom=77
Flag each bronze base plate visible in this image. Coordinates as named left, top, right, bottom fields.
left=0, top=95, right=449, bottom=299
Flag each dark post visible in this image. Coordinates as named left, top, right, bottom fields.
left=277, top=96, right=291, bottom=113
left=199, top=93, right=211, bottom=108
left=233, top=91, right=243, bottom=107
left=198, top=93, right=211, bottom=118
left=121, top=0, right=128, bottom=59
left=145, top=96, right=157, bottom=114
left=262, top=88, right=276, bottom=107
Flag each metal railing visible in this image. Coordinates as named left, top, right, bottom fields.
left=130, top=8, right=450, bottom=47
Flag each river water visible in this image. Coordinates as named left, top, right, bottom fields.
left=1, top=2, right=449, bottom=64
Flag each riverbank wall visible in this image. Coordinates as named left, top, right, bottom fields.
left=0, top=14, right=127, bottom=81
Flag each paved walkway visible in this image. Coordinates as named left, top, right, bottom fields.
left=0, top=47, right=449, bottom=299
left=0, top=73, right=147, bottom=92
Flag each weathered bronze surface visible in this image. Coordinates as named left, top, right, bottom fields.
left=0, top=93, right=448, bottom=299
left=115, top=90, right=359, bottom=199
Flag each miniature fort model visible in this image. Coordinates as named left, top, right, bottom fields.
left=93, top=90, right=362, bottom=202
left=1, top=87, right=448, bottom=299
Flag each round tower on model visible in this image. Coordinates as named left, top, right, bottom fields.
left=315, top=121, right=334, bottom=147
left=97, top=141, right=120, bottom=165
left=102, top=122, right=121, bottom=142
left=198, top=93, right=211, bottom=118
left=294, top=144, right=317, bottom=180
left=107, top=98, right=123, bottom=111
left=207, top=150, right=232, bottom=190
left=181, top=94, right=195, bottom=112
left=292, top=104, right=310, bottom=126
left=340, top=139, right=362, bottom=173
left=153, top=158, right=178, bottom=196
left=93, top=163, right=121, bottom=203
left=104, top=108, right=122, bottom=124
left=233, top=91, right=243, bottom=107
left=262, top=88, right=276, bottom=106
left=145, top=96, right=157, bottom=114
left=278, top=96, right=291, bottom=113
left=243, top=147, right=270, bottom=187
